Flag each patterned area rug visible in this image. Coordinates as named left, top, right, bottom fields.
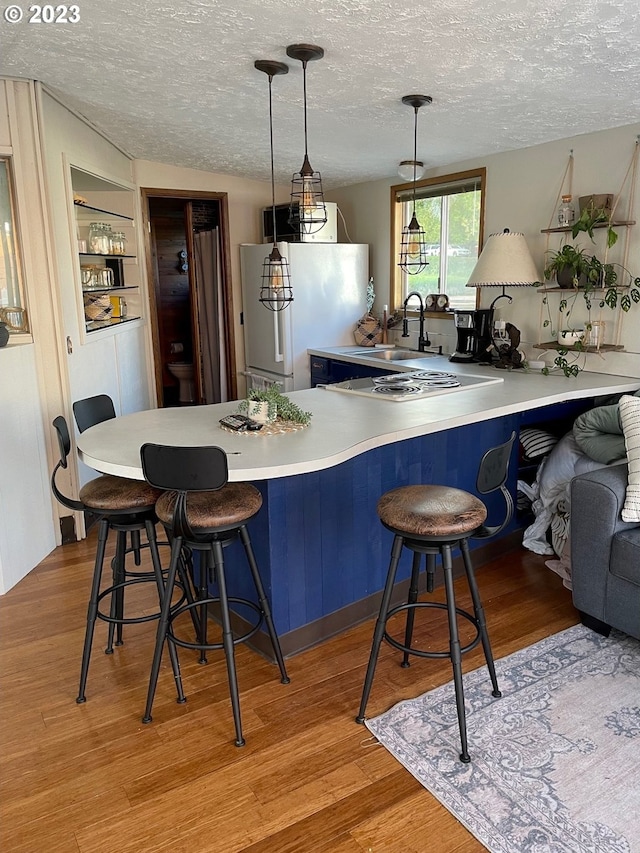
left=365, top=625, right=640, bottom=852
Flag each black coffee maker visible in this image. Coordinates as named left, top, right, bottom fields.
left=450, top=309, right=494, bottom=363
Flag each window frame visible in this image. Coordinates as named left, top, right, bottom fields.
left=0, top=155, right=30, bottom=339
left=390, top=166, right=486, bottom=314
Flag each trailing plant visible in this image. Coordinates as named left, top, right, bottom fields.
left=238, top=384, right=312, bottom=425
left=571, top=204, right=618, bottom=248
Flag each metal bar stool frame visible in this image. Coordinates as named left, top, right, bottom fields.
left=73, top=395, right=199, bottom=650
left=51, top=415, right=186, bottom=705
left=356, top=432, right=516, bottom=763
left=140, top=443, right=290, bottom=747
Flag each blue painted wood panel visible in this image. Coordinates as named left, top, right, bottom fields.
left=219, top=413, right=519, bottom=638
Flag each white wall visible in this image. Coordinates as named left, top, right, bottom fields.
left=41, top=92, right=155, bottom=488
left=0, top=80, right=61, bottom=593
left=134, top=160, right=289, bottom=395
left=328, top=123, right=640, bottom=378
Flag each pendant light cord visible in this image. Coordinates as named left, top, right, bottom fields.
left=412, top=106, right=418, bottom=212
left=268, top=73, right=277, bottom=248
left=302, top=60, right=309, bottom=158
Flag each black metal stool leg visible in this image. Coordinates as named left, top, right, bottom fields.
left=442, top=544, right=470, bottom=763
left=356, top=534, right=404, bottom=724
left=211, top=541, right=245, bottom=747
left=460, top=539, right=501, bottom=698
left=196, top=552, right=210, bottom=665
left=426, top=552, right=436, bottom=593
left=142, top=537, right=185, bottom=724
left=145, top=520, right=186, bottom=706
left=401, top=552, right=422, bottom=667
left=77, top=519, right=109, bottom=703
left=111, top=530, right=127, bottom=650
left=239, top=526, right=290, bottom=684
left=130, top=528, right=142, bottom=566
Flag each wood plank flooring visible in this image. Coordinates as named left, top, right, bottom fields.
left=0, top=532, right=577, bottom=852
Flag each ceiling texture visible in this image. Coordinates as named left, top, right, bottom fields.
left=2, top=0, right=639, bottom=189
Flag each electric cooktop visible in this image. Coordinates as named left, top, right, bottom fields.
left=323, top=370, right=503, bottom=402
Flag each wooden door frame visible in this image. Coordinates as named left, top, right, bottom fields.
left=140, top=188, right=237, bottom=406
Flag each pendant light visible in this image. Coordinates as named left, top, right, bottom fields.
left=286, top=43, right=327, bottom=234
left=398, top=94, right=432, bottom=275
left=255, top=59, right=294, bottom=311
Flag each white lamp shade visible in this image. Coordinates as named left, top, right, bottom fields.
left=398, top=160, right=426, bottom=182
left=466, top=230, right=541, bottom=287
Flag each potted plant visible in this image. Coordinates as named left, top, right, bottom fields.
left=571, top=194, right=618, bottom=248
left=237, top=384, right=312, bottom=426
left=543, top=244, right=592, bottom=289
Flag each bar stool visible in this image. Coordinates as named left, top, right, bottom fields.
left=356, top=431, right=516, bottom=763
left=74, top=394, right=145, bottom=647
left=139, top=443, right=290, bottom=746
left=51, top=415, right=184, bottom=704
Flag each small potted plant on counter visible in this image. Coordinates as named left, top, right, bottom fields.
left=238, top=384, right=312, bottom=426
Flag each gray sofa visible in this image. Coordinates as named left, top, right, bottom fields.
left=571, top=463, right=640, bottom=640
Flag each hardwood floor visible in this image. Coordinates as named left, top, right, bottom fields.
left=0, top=532, right=577, bottom=853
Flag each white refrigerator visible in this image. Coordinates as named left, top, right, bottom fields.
left=240, top=242, right=369, bottom=391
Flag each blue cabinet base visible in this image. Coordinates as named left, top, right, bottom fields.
left=219, top=414, right=520, bottom=656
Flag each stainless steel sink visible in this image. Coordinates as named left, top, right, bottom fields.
left=353, top=349, right=435, bottom=361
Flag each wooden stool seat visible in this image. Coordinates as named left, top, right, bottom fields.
left=80, top=476, right=162, bottom=513
left=156, top=483, right=263, bottom=530
left=377, top=485, right=486, bottom=538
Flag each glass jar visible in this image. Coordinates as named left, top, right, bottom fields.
left=558, top=195, right=575, bottom=227
left=88, top=222, right=112, bottom=254
left=110, top=231, right=127, bottom=255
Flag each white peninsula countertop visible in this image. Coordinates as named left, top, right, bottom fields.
left=77, top=349, right=639, bottom=483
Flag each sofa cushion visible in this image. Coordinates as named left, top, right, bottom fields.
left=619, top=394, right=640, bottom=522
left=611, top=527, right=640, bottom=587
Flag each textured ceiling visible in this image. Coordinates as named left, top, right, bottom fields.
left=2, top=0, right=640, bottom=188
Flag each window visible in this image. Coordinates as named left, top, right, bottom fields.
left=0, top=158, right=29, bottom=334
left=391, top=168, right=485, bottom=312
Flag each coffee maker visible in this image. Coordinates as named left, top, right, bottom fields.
left=450, top=309, right=495, bottom=363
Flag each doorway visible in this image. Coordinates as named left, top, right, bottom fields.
left=141, top=189, right=237, bottom=407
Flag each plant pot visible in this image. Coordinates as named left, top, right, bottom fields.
left=578, top=194, right=613, bottom=216
left=246, top=400, right=274, bottom=424
left=555, top=269, right=588, bottom=289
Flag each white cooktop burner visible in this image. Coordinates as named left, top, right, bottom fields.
left=323, top=370, right=503, bottom=402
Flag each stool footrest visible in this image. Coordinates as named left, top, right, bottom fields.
left=383, top=601, right=482, bottom=659
left=167, top=596, right=264, bottom=652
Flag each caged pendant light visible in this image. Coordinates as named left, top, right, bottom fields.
left=286, top=43, right=327, bottom=235
left=398, top=94, right=432, bottom=275
left=255, top=59, right=294, bottom=311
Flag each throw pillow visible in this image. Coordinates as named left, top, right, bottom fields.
left=619, top=394, right=640, bottom=523
left=519, top=427, right=558, bottom=460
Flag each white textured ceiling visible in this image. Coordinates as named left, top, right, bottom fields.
left=2, top=0, right=640, bottom=188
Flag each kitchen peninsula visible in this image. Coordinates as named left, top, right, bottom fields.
left=76, top=351, right=639, bottom=655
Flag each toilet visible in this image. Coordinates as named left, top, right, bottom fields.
left=167, top=362, right=196, bottom=404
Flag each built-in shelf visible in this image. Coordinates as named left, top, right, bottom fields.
left=82, top=286, right=137, bottom=294
left=541, top=220, right=635, bottom=234
left=535, top=341, right=625, bottom=353
left=74, top=202, right=133, bottom=222
left=79, top=252, right=136, bottom=259
left=72, top=173, right=141, bottom=338
left=86, top=316, right=140, bottom=332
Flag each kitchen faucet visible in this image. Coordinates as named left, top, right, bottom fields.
left=402, top=291, right=431, bottom=351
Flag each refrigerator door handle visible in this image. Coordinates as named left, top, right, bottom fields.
left=273, top=310, right=284, bottom=363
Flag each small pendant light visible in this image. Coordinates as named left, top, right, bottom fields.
left=398, top=94, right=432, bottom=275
left=255, top=59, right=294, bottom=311
left=286, top=43, right=327, bottom=235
